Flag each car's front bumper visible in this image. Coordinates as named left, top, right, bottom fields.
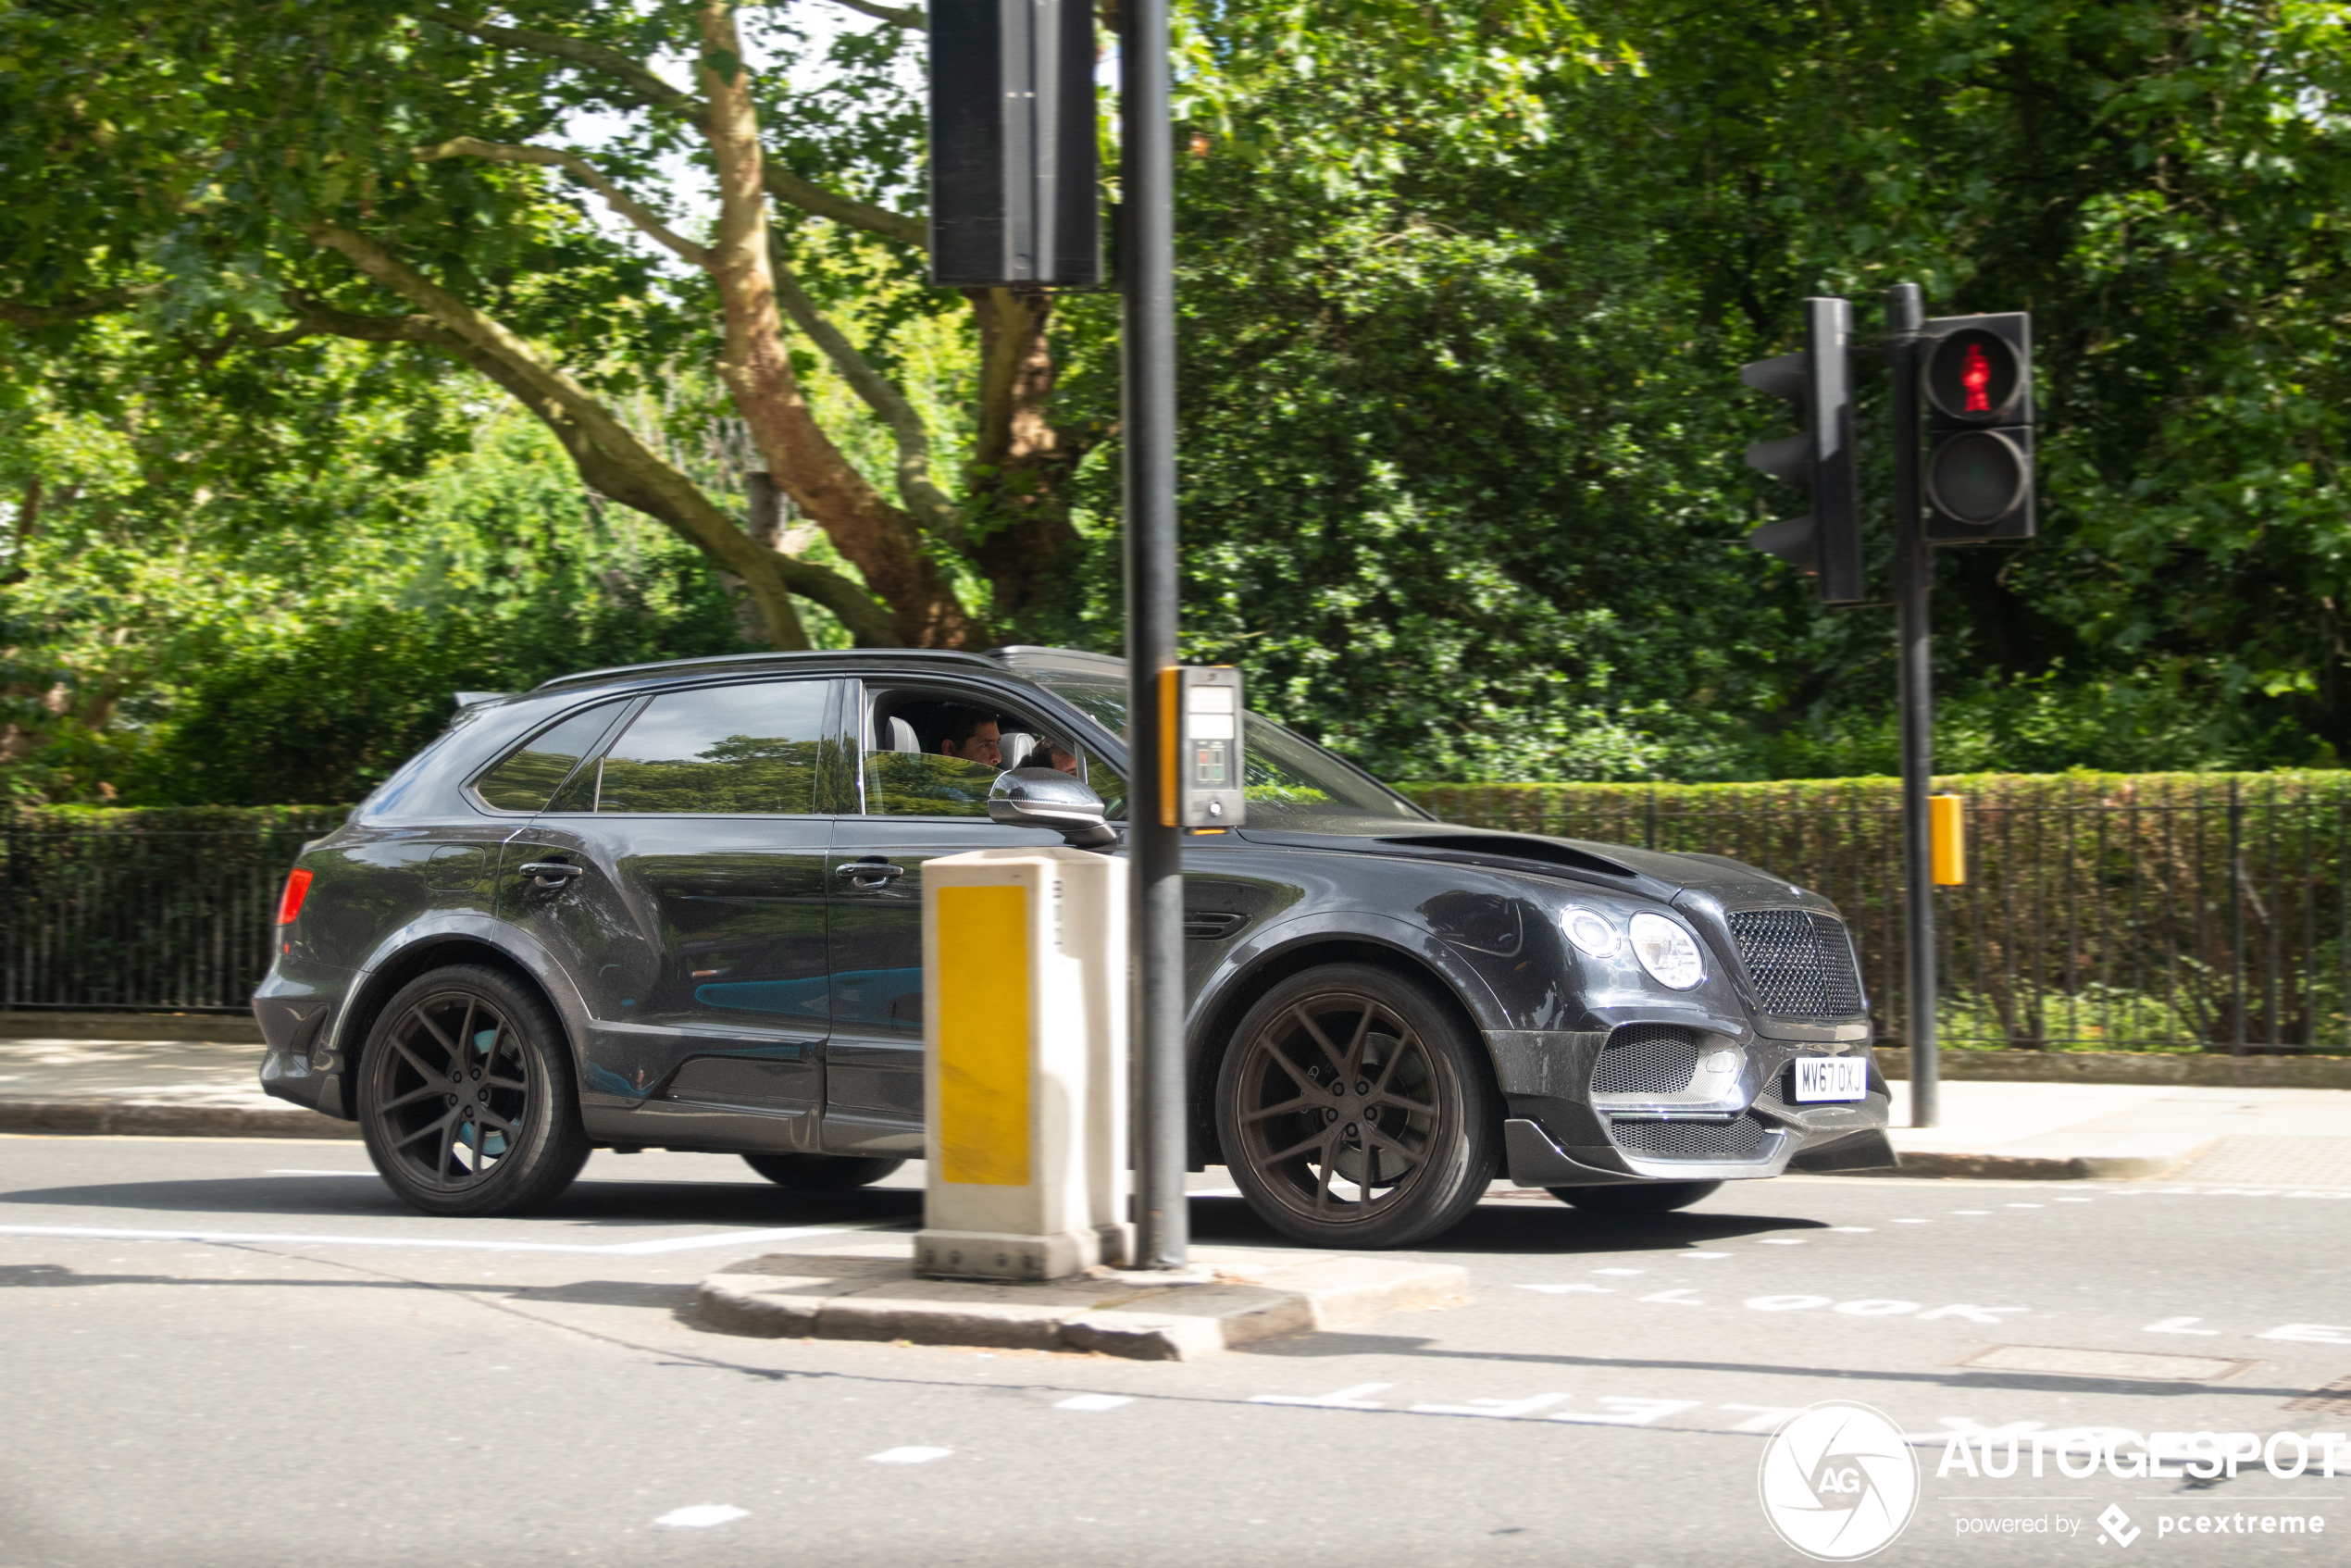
left=1488, top=1027, right=1896, bottom=1187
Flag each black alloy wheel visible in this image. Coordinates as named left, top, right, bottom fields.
left=358, top=964, right=591, bottom=1217
left=740, top=1153, right=907, bottom=1190
left=1216, top=964, right=1499, bottom=1249
left=1551, top=1179, right=1723, bottom=1215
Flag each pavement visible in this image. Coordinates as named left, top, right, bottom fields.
left=4, top=1136, right=2348, bottom=1565
left=4, top=1034, right=2345, bottom=1184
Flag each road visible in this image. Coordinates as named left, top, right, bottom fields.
left=2, top=1136, right=2346, bottom=1566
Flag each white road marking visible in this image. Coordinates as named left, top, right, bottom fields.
left=1830, top=1226, right=1874, bottom=1233
left=2055, top=1198, right=2095, bottom=1203
left=1747, top=1294, right=1833, bottom=1313
left=1410, top=1394, right=1570, bottom=1419
left=655, top=1505, right=748, bottom=1528
left=1054, top=1394, right=1133, bottom=1412
left=1684, top=1251, right=1731, bottom=1259
left=868, top=1448, right=952, bottom=1464
left=1952, top=1210, right=1993, bottom=1215
left=2145, top=1317, right=2220, bottom=1336
left=1517, top=1283, right=1614, bottom=1295
left=266, top=1169, right=379, bottom=1177
left=1754, top=1238, right=1807, bottom=1245
left=0, top=1220, right=902, bottom=1256
left=1721, top=1403, right=1807, bottom=1432
left=1250, top=1383, right=1392, bottom=1410
left=1893, top=1218, right=1929, bottom=1224
left=1189, top=1188, right=1244, bottom=1198
left=1833, top=1299, right=1921, bottom=1316
left=1592, top=1267, right=1645, bottom=1276
left=1636, top=1288, right=1706, bottom=1306
left=2006, top=1202, right=2044, bottom=1209
left=1551, top=1397, right=1700, bottom=1427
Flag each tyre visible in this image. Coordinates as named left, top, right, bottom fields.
left=740, top=1153, right=907, bottom=1190
left=1551, top=1180, right=1723, bottom=1216
left=357, top=964, right=591, bottom=1217
left=1216, top=963, right=1499, bottom=1249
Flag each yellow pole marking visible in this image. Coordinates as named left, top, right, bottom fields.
left=1930, top=793, right=1967, bottom=886
left=935, top=884, right=1032, bottom=1185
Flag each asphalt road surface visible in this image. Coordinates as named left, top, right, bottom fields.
left=3, top=1136, right=2347, bottom=1567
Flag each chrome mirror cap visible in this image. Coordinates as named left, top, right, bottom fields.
left=988, top=767, right=1118, bottom=848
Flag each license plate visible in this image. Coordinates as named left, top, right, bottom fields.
left=1793, top=1056, right=1869, bottom=1102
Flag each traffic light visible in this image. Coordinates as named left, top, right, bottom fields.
left=1920, top=313, right=2034, bottom=541
left=928, top=0, right=1100, bottom=288
left=1740, top=296, right=1865, bottom=604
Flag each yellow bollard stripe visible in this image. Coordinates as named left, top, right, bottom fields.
left=1930, top=793, right=1967, bottom=886
left=935, top=884, right=1032, bottom=1186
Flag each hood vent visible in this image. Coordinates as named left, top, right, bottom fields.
left=1378, top=833, right=1637, bottom=879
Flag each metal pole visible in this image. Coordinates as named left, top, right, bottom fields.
left=1887, top=281, right=1939, bottom=1128
left=1120, top=0, right=1187, bottom=1268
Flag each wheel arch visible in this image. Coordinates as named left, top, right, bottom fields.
left=325, top=922, right=583, bottom=1118
left=1185, top=917, right=1504, bottom=1166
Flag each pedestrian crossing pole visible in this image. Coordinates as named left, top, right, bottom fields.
left=1886, top=281, right=1940, bottom=1129
left=1121, top=0, right=1188, bottom=1267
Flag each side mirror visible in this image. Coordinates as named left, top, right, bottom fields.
left=989, top=767, right=1118, bottom=849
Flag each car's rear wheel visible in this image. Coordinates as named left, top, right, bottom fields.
left=1216, top=964, right=1499, bottom=1250
left=357, top=964, right=590, bottom=1217
left=1551, top=1180, right=1722, bottom=1215
left=740, top=1153, right=906, bottom=1190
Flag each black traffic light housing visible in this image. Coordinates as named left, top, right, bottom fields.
left=1740, top=297, right=1866, bottom=604
left=1920, top=313, right=2034, bottom=542
left=928, top=0, right=1100, bottom=288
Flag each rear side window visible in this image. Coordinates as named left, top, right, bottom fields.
left=592, top=681, right=831, bottom=815
left=473, top=701, right=629, bottom=813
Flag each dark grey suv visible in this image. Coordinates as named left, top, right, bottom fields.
left=254, top=644, right=1893, bottom=1247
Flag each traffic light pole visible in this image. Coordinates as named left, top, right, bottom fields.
left=1120, top=0, right=1188, bottom=1267
left=1886, top=282, right=1940, bottom=1128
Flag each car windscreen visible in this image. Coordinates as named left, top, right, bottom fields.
left=1027, top=675, right=1428, bottom=830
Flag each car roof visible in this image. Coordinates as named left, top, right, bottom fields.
left=524, top=644, right=1126, bottom=699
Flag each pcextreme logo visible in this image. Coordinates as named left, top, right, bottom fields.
left=1759, top=1400, right=1922, bottom=1561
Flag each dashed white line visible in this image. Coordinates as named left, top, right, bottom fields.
left=1754, top=1238, right=1807, bottom=1245
left=868, top=1448, right=952, bottom=1464
left=1054, top=1394, right=1134, bottom=1412
left=655, top=1506, right=748, bottom=1528
left=1593, top=1267, right=1645, bottom=1276
left=0, top=1220, right=902, bottom=1255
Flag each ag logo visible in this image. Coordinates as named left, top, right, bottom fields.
left=1758, top=1400, right=1921, bottom=1561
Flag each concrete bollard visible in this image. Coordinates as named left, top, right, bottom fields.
left=914, top=845, right=1131, bottom=1280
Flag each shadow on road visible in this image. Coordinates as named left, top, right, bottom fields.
left=1187, top=1193, right=1830, bottom=1255
left=0, top=1173, right=926, bottom=1228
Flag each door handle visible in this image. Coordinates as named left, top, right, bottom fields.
left=835, top=860, right=905, bottom=885
left=517, top=860, right=589, bottom=887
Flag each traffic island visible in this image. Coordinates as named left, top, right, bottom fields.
left=693, top=1249, right=1469, bottom=1361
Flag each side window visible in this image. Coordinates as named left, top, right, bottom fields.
left=472, top=700, right=629, bottom=814
left=861, top=690, right=1106, bottom=818
left=591, top=681, right=833, bottom=815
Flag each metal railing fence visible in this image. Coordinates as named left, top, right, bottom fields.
left=7, top=778, right=2350, bottom=1050
left=1405, top=773, right=2351, bottom=1054
left=0, top=810, right=342, bottom=1014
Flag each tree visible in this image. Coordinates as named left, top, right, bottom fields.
left=0, top=0, right=1104, bottom=650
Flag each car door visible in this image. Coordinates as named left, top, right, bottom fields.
left=820, top=679, right=1072, bottom=1152
left=499, top=678, right=847, bottom=1122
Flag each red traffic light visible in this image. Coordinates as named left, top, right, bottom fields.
left=1922, top=323, right=2026, bottom=425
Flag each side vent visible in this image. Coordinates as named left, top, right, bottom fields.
left=1183, top=910, right=1249, bottom=941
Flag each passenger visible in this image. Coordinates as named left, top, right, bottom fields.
left=1040, top=742, right=1080, bottom=777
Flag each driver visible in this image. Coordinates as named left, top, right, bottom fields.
left=934, top=709, right=1001, bottom=768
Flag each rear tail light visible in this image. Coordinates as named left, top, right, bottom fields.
left=274, top=868, right=315, bottom=926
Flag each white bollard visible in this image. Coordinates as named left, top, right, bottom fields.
left=914, top=845, right=1130, bottom=1280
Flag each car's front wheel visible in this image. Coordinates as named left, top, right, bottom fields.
left=1216, top=964, right=1499, bottom=1249
left=357, top=964, right=591, bottom=1217
left=1550, top=1180, right=1722, bottom=1215
left=740, top=1154, right=906, bottom=1190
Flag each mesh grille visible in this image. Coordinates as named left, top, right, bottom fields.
left=1611, top=1113, right=1775, bottom=1162
left=1593, top=1025, right=1701, bottom=1097
left=1726, top=910, right=1866, bottom=1016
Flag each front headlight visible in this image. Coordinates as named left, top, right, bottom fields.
left=1628, top=912, right=1705, bottom=989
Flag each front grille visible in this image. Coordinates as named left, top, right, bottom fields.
left=1726, top=910, right=1866, bottom=1016
left=1611, top=1113, right=1775, bottom=1162
left=1593, top=1025, right=1701, bottom=1097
